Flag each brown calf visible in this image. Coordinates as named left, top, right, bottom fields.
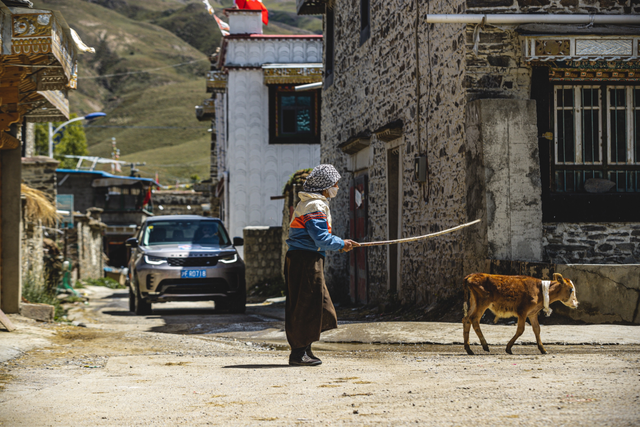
left=462, top=273, right=579, bottom=355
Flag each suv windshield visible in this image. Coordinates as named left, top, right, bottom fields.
left=141, top=220, right=231, bottom=247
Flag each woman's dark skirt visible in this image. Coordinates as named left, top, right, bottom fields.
left=284, top=250, right=338, bottom=349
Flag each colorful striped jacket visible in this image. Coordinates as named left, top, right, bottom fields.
left=286, top=191, right=345, bottom=256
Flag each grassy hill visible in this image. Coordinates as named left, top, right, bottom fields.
left=31, top=0, right=322, bottom=185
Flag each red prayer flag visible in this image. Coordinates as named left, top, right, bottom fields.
left=234, top=0, right=268, bottom=25
left=142, top=186, right=152, bottom=207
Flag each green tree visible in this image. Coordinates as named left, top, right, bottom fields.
left=35, top=114, right=89, bottom=169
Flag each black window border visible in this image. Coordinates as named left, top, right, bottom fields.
left=359, top=0, right=370, bottom=46
left=532, top=67, right=640, bottom=223
left=268, top=85, right=321, bottom=145
left=324, top=6, right=335, bottom=89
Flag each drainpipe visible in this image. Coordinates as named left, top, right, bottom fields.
left=425, top=14, right=640, bottom=25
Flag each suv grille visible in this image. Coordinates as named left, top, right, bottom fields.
left=167, top=257, right=218, bottom=267
left=157, top=278, right=229, bottom=295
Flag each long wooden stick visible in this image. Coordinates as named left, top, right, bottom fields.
left=353, top=219, right=481, bottom=248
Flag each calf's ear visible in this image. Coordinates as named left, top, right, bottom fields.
left=553, top=273, right=565, bottom=283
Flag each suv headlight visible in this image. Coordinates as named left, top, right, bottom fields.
left=218, top=254, right=237, bottom=264
left=144, top=255, right=167, bottom=265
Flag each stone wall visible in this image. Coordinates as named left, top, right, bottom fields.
left=21, top=218, right=44, bottom=284
left=322, top=0, right=473, bottom=306
left=489, top=259, right=640, bottom=324
left=21, top=156, right=59, bottom=200
left=466, top=0, right=633, bottom=14
left=243, top=226, right=283, bottom=290
left=67, top=209, right=106, bottom=281
left=543, top=223, right=640, bottom=264
left=153, top=190, right=212, bottom=217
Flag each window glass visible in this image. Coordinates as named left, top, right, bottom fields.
left=141, top=220, right=231, bottom=247
left=271, top=87, right=318, bottom=143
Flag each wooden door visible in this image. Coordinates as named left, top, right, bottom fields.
left=349, top=174, right=368, bottom=304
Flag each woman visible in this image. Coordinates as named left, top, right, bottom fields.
left=285, top=164, right=359, bottom=366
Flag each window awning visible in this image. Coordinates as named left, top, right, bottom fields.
left=263, top=63, right=323, bottom=85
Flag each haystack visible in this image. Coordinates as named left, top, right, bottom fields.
left=21, top=184, right=61, bottom=226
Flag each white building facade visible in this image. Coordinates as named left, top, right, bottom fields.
left=209, top=9, right=323, bottom=241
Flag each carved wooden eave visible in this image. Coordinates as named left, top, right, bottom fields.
left=523, top=35, right=640, bottom=63
left=2, top=7, right=78, bottom=89
left=338, top=131, right=371, bottom=155
left=1, top=5, right=79, bottom=137
left=0, top=130, right=20, bottom=150
left=374, top=119, right=404, bottom=143
left=195, top=97, right=215, bottom=122
left=296, top=0, right=326, bottom=16
left=24, top=90, right=70, bottom=122
left=207, top=70, right=227, bottom=93
left=263, top=63, right=323, bottom=85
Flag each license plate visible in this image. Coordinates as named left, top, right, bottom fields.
left=181, top=269, right=207, bottom=278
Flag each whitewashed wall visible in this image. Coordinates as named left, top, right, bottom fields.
left=225, top=70, right=319, bottom=239
left=225, top=39, right=322, bottom=67
left=221, top=33, right=322, bottom=240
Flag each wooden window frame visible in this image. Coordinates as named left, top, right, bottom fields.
left=268, top=85, right=321, bottom=145
left=533, top=66, right=640, bottom=222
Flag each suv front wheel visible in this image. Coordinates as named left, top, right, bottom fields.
left=130, top=280, right=152, bottom=315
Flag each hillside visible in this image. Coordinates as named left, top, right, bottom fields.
left=31, top=0, right=322, bottom=185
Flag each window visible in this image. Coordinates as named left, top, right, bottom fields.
left=553, top=85, right=640, bottom=193
left=360, top=0, right=370, bottom=46
left=269, top=86, right=320, bottom=144
left=325, top=6, right=335, bottom=88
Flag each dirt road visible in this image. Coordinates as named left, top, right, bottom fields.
left=1, top=287, right=639, bottom=426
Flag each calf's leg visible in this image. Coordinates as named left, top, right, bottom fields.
left=505, top=314, right=527, bottom=355
left=463, top=316, right=474, bottom=355
left=471, top=310, right=490, bottom=353
left=528, top=313, right=547, bottom=354
left=462, top=295, right=476, bottom=355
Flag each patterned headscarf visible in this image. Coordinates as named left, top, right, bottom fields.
left=303, top=164, right=341, bottom=192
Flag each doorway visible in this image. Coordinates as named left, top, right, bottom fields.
left=349, top=174, right=368, bottom=304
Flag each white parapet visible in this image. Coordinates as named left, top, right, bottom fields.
left=228, top=9, right=263, bottom=35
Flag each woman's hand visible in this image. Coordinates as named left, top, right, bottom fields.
left=342, top=239, right=360, bottom=252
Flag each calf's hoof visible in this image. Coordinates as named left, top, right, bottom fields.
left=482, top=345, right=490, bottom=353
left=505, top=347, right=513, bottom=355
left=464, top=346, right=474, bottom=356
left=538, top=347, right=547, bottom=355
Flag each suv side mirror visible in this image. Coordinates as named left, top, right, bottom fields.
left=233, top=237, right=244, bottom=247
left=126, top=237, right=139, bottom=248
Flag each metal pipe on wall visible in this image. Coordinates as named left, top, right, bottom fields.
left=425, top=14, right=640, bottom=25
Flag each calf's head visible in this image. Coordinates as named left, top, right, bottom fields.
left=552, top=273, right=579, bottom=309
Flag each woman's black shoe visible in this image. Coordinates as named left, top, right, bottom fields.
left=289, top=347, right=322, bottom=366
left=306, top=344, right=321, bottom=362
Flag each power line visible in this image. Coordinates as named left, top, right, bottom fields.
left=77, top=59, right=208, bottom=79
left=84, top=125, right=209, bottom=130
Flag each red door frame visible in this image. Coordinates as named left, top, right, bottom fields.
left=349, top=174, right=368, bottom=304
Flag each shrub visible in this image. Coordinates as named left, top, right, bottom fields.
left=22, top=275, right=66, bottom=321
left=81, top=277, right=125, bottom=289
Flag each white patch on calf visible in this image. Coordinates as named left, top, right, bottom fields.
left=541, top=280, right=552, bottom=317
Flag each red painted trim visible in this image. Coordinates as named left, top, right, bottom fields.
left=225, top=34, right=322, bottom=40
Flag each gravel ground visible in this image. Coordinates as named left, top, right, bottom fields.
left=0, top=288, right=639, bottom=426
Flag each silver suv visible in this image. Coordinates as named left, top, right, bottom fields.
left=126, top=215, right=246, bottom=315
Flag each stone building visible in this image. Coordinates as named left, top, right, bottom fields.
left=56, top=169, right=159, bottom=268
left=199, top=9, right=323, bottom=248
left=296, top=0, right=640, bottom=322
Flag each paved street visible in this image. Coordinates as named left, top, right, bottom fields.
left=1, top=286, right=639, bottom=426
